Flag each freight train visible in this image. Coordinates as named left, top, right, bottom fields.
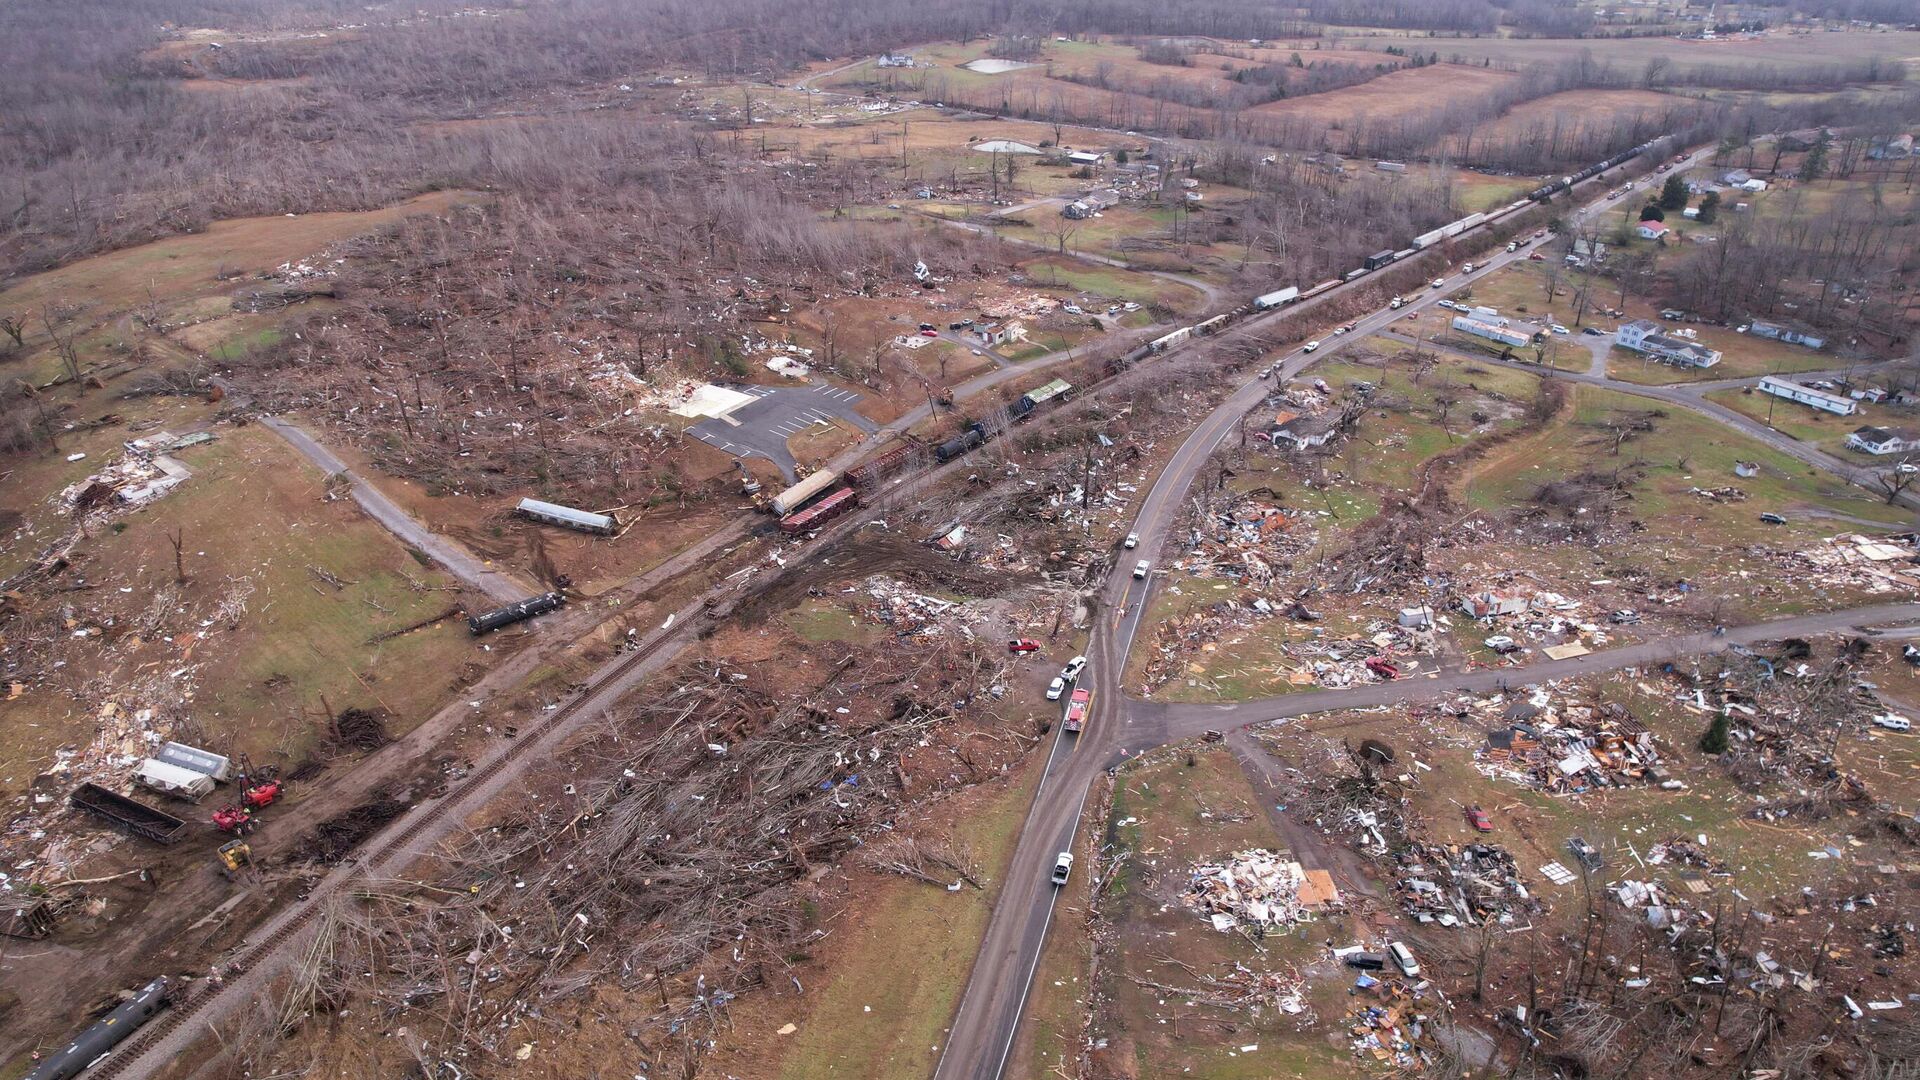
left=769, top=379, right=1078, bottom=532
left=1525, top=136, right=1672, bottom=202
left=468, top=592, right=565, bottom=634
left=26, top=977, right=173, bottom=1080
left=759, top=136, right=1679, bottom=533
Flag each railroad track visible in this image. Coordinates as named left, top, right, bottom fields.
left=87, top=616, right=682, bottom=1079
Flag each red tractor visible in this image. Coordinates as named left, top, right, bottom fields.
left=212, top=774, right=284, bottom=835
left=1365, top=657, right=1400, bottom=680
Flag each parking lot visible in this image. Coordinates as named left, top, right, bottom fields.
left=689, top=382, right=878, bottom=482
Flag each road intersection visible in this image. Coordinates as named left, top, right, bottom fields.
left=931, top=144, right=1920, bottom=1079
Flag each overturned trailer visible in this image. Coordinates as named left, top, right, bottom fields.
left=468, top=591, right=566, bottom=635
left=69, top=783, right=187, bottom=845
left=515, top=498, right=618, bottom=536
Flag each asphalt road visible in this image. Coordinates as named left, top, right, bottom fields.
left=929, top=142, right=1795, bottom=1080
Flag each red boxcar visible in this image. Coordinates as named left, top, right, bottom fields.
left=779, top=487, right=859, bottom=534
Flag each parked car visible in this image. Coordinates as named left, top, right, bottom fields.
left=1528, top=251, right=1545, bottom=261
left=1063, top=304, right=1084, bottom=315
left=1550, top=324, right=1570, bottom=335
left=1045, top=677, right=1066, bottom=701
left=1007, top=638, right=1042, bottom=653
left=1484, top=635, right=1521, bottom=654
left=1609, top=609, right=1641, bottom=624
left=1133, top=559, right=1152, bottom=579
left=1342, top=951, right=1388, bottom=971
left=1759, top=512, right=1788, bottom=525
left=919, top=328, right=939, bottom=337
left=1387, top=941, right=1421, bottom=977
left=1430, top=277, right=1445, bottom=288
left=1051, top=851, right=1074, bottom=885
left=1302, top=340, right=1320, bottom=352
left=1060, top=655, right=1088, bottom=681
left=1465, top=805, right=1493, bottom=832
left=1123, top=532, right=1140, bottom=549
left=1582, top=326, right=1607, bottom=336
left=1872, top=714, right=1913, bottom=733
left=918, top=323, right=936, bottom=331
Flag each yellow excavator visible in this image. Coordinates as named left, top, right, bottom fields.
left=217, top=839, right=252, bottom=881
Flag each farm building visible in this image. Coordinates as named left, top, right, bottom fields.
left=1615, top=320, right=1721, bottom=368
left=1757, top=375, right=1857, bottom=416
left=1778, top=127, right=1829, bottom=152
left=1066, top=150, right=1105, bottom=166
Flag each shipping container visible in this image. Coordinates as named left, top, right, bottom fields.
left=1149, top=326, right=1192, bottom=352
left=1253, top=286, right=1299, bottom=310
left=133, top=759, right=215, bottom=802
left=769, top=470, right=839, bottom=516
left=1021, top=378, right=1072, bottom=408
left=154, top=740, right=232, bottom=782
left=779, top=487, right=858, bottom=533
left=515, top=498, right=617, bottom=536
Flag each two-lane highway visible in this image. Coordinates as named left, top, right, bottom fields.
left=929, top=141, right=1780, bottom=1080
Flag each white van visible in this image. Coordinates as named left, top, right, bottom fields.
left=1872, top=714, right=1912, bottom=733
left=1387, top=941, right=1420, bottom=977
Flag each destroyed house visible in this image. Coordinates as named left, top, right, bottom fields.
left=1460, top=591, right=1527, bottom=619
left=1270, top=412, right=1342, bottom=451
left=1748, top=320, right=1825, bottom=349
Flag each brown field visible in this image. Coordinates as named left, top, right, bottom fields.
left=1249, top=62, right=1520, bottom=126
left=1341, top=27, right=1920, bottom=76
left=1456, top=88, right=1690, bottom=147
left=0, top=190, right=482, bottom=333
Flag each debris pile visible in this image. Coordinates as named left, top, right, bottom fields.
left=1472, top=693, right=1672, bottom=794
left=1786, top=534, right=1920, bottom=593
left=1392, top=841, right=1539, bottom=927
left=1183, top=848, right=1313, bottom=932
left=60, top=431, right=215, bottom=512
left=1342, top=973, right=1433, bottom=1069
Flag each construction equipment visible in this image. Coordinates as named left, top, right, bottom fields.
left=217, top=839, right=252, bottom=880
left=242, top=777, right=282, bottom=811
left=212, top=804, right=254, bottom=834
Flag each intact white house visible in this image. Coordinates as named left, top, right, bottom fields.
left=1615, top=319, right=1721, bottom=368
left=1757, top=375, right=1857, bottom=416
left=1848, top=426, right=1920, bottom=455
left=1636, top=220, right=1671, bottom=240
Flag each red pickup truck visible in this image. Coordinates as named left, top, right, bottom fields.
left=1064, top=688, right=1092, bottom=733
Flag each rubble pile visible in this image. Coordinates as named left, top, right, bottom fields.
left=853, top=576, right=996, bottom=637
left=1342, top=973, right=1435, bottom=1070
left=1455, top=581, right=1614, bottom=655
left=1786, top=533, right=1920, bottom=594
left=1182, top=848, right=1314, bottom=932
left=1393, top=841, right=1540, bottom=927
left=1470, top=692, right=1673, bottom=795
left=1610, top=878, right=1715, bottom=932
left=1176, top=498, right=1317, bottom=584
left=59, top=431, right=215, bottom=513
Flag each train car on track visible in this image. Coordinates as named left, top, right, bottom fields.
left=26, top=976, right=173, bottom=1080
left=779, top=487, right=858, bottom=533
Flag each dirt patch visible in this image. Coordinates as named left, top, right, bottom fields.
left=730, top=533, right=1030, bottom=625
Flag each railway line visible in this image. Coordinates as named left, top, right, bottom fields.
left=77, top=133, right=1701, bottom=1080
